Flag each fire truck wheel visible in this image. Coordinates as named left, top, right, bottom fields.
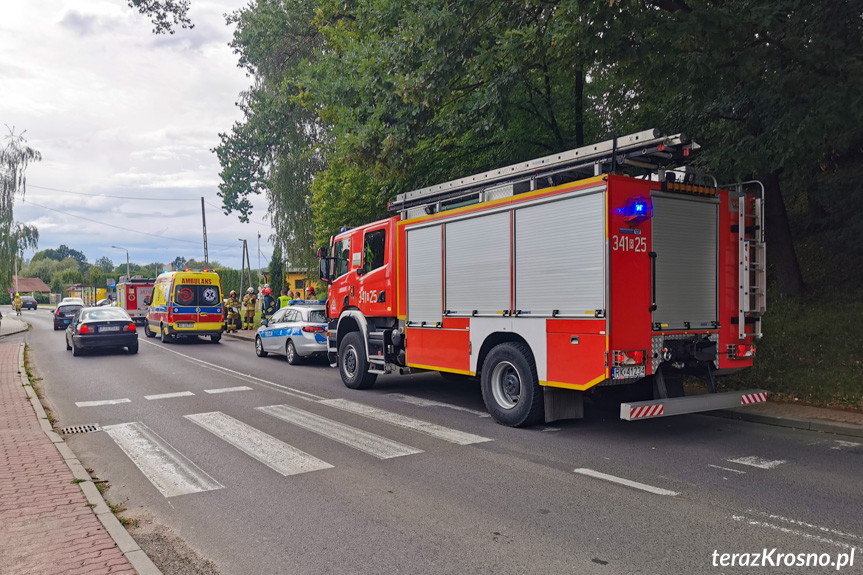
left=339, top=332, right=377, bottom=390
left=481, top=342, right=543, bottom=427
left=255, top=336, right=268, bottom=357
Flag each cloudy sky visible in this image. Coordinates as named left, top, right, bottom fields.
left=1, top=0, right=273, bottom=272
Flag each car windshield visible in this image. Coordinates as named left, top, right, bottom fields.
left=173, top=284, right=221, bottom=307
left=22, top=297, right=35, bottom=301
left=81, top=308, right=130, bottom=321
left=58, top=305, right=83, bottom=314
left=308, top=310, right=326, bottom=323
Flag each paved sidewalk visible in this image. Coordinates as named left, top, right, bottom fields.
left=0, top=342, right=157, bottom=574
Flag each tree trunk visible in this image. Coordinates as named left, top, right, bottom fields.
left=760, top=170, right=805, bottom=296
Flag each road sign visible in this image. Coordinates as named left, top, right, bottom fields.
left=107, top=278, right=116, bottom=287
left=8, top=288, right=13, bottom=295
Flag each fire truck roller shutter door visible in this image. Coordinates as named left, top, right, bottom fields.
left=406, top=225, right=443, bottom=325
left=651, top=193, right=719, bottom=330
left=514, top=190, right=605, bottom=316
left=445, top=211, right=510, bottom=317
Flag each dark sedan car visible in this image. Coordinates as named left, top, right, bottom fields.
left=65, top=307, right=139, bottom=356
left=21, top=296, right=37, bottom=310
left=54, top=303, right=83, bottom=330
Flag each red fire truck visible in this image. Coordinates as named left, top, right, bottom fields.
left=318, top=129, right=767, bottom=426
left=116, top=276, right=156, bottom=325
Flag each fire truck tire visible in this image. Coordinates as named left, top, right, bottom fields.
left=210, top=334, right=221, bottom=344
left=481, top=342, right=543, bottom=427
left=339, top=332, right=377, bottom=390
left=255, top=336, right=268, bottom=357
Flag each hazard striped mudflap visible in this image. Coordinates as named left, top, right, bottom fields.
left=620, top=389, right=768, bottom=421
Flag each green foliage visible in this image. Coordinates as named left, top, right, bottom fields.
left=128, top=0, right=193, bottom=35
left=171, top=256, right=187, bottom=270
left=51, top=269, right=83, bottom=295
left=269, top=244, right=285, bottom=294
left=0, top=129, right=40, bottom=289
left=32, top=245, right=87, bottom=269
left=95, top=256, right=114, bottom=273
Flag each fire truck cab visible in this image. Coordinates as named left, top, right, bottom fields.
left=319, top=129, right=767, bottom=427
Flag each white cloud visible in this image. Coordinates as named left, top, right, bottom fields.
left=1, top=0, right=275, bottom=270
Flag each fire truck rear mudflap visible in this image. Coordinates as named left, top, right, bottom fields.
left=620, top=389, right=768, bottom=421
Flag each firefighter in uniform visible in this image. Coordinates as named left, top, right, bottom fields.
left=261, top=287, right=277, bottom=324
left=225, top=290, right=241, bottom=333
left=13, top=293, right=23, bottom=316
left=242, top=287, right=257, bottom=330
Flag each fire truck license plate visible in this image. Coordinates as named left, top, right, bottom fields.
left=612, top=366, right=646, bottom=380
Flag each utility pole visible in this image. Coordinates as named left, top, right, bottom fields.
left=111, top=246, right=130, bottom=283
left=13, top=257, right=18, bottom=294
left=257, top=232, right=261, bottom=285
left=201, top=197, right=209, bottom=266
left=239, top=239, right=246, bottom=298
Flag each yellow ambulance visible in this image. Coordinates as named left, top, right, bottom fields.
left=144, top=270, right=224, bottom=343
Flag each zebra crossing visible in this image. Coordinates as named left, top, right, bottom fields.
left=102, top=398, right=493, bottom=498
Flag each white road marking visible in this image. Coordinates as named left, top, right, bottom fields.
left=141, top=339, right=325, bottom=401
left=726, top=456, right=786, bottom=469
left=184, top=411, right=332, bottom=476
left=540, top=427, right=561, bottom=432
left=747, top=510, right=863, bottom=542
left=831, top=440, right=861, bottom=451
left=572, top=468, right=680, bottom=497
left=319, top=398, right=493, bottom=445
left=258, top=404, right=422, bottom=459
left=732, top=515, right=863, bottom=553
left=708, top=464, right=746, bottom=474
left=75, top=398, right=131, bottom=407
left=387, top=393, right=491, bottom=417
left=204, top=386, right=253, bottom=394
left=145, top=391, right=195, bottom=400
left=102, top=422, right=223, bottom=498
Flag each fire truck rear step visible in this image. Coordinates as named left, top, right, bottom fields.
left=620, top=389, right=768, bottom=421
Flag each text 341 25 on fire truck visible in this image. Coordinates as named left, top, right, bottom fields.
left=318, top=129, right=768, bottom=427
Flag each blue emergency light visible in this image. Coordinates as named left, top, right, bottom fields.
left=623, top=197, right=653, bottom=226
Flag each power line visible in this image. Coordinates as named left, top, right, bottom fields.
left=28, top=184, right=194, bottom=201
left=23, top=199, right=239, bottom=248
left=204, top=200, right=270, bottom=228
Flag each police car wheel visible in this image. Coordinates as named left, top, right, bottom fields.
left=286, top=340, right=301, bottom=365
left=480, top=342, right=543, bottom=427
left=339, top=332, right=377, bottom=390
left=255, top=336, right=268, bottom=357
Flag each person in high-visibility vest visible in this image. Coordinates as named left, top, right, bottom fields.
left=242, top=287, right=257, bottom=330
left=278, top=288, right=290, bottom=309
left=225, top=290, right=241, bottom=333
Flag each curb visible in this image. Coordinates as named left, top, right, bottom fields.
left=17, top=343, right=163, bottom=575
left=223, top=331, right=255, bottom=342
left=705, top=407, right=863, bottom=438
left=0, top=318, right=30, bottom=339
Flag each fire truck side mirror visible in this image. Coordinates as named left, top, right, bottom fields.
left=316, top=247, right=327, bottom=258
left=318, top=259, right=331, bottom=284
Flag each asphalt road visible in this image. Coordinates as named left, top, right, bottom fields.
left=18, top=309, right=863, bottom=574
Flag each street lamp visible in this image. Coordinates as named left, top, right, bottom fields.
left=112, top=246, right=130, bottom=283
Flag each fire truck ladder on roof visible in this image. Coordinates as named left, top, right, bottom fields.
left=389, top=129, right=700, bottom=217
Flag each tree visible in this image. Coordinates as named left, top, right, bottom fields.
left=185, top=258, right=222, bottom=269
left=171, top=256, right=187, bottom=270
left=268, top=244, right=285, bottom=295
left=95, top=256, right=114, bottom=273
left=127, top=0, right=193, bottom=34
left=51, top=269, right=83, bottom=295
left=0, top=129, right=40, bottom=290
left=33, top=245, right=88, bottom=272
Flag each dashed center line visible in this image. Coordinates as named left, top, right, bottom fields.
left=205, top=386, right=253, bottom=394
left=708, top=464, right=746, bottom=474
left=76, top=398, right=131, bottom=407
left=726, top=456, right=786, bottom=470
left=573, top=468, right=680, bottom=497
left=145, top=391, right=195, bottom=400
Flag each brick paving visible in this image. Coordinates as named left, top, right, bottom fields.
left=0, top=343, right=137, bottom=575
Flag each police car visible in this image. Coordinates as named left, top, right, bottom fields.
left=254, top=301, right=327, bottom=364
